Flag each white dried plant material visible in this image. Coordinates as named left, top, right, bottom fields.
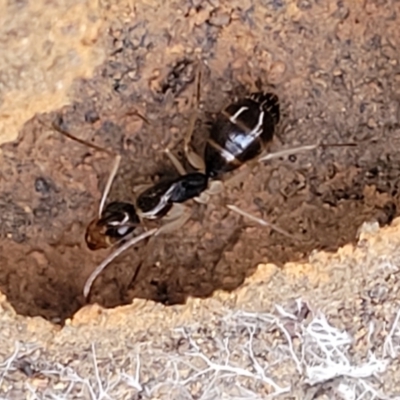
left=1, top=303, right=399, bottom=399
left=383, top=308, right=400, bottom=359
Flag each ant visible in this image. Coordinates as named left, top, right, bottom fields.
left=50, top=62, right=356, bottom=298
left=50, top=119, right=211, bottom=297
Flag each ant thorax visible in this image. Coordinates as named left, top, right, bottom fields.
left=136, top=173, right=209, bottom=219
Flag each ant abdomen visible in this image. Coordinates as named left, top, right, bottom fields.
left=205, top=92, right=280, bottom=178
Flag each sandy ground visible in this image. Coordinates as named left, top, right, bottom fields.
left=1, top=0, right=400, bottom=398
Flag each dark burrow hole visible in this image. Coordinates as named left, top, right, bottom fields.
left=1, top=27, right=400, bottom=324
left=1, top=110, right=399, bottom=325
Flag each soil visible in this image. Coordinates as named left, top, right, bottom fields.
left=1, top=0, right=400, bottom=325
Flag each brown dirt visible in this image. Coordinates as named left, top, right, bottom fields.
left=1, top=0, right=400, bottom=326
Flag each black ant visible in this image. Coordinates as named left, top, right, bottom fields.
left=49, top=62, right=356, bottom=298
left=50, top=119, right=211, bottom=297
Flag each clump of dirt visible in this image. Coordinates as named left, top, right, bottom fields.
left=0, top=0, right=399, bottom=323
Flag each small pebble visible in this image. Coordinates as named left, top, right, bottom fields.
left=367, top=117, right=377, bottom=129
left=34, top=177, right=51, bottom=194
left=268, top=61, right=286, bottom=84
left=85, top=110, right=100, bottom=123
left=208, top=10, right=230, bottom=27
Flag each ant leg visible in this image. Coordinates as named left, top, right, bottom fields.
left=222, top=166, right=252, bottom=189
left=164, top=65, right=204, bottom=175
left=226, top=204, right=303, bottom=241
left=184, top=62, right=206, bottom=172
left=259, top=144, right=319, bottom=162
left=83, top=227, right=158, bottom=298
left=165, top=62, right=206, bottom=172
left=259, top=142, right=357, bottom=163
left=225, top=141, right=356, bottom=238
left=164, top=148, right=187, bottom=176
left=156, top=203, right=192, bottom=235
left=184, top=112, right=206, bottom=171
left=164, top=63, right=207, bottom=174
left=206, top=180, right=224, bottom=195
left=98, top=154, right=121, bottom=217
left=194, top=180, right=224, bottom=204
left=50, top=120, right=121, bottom=217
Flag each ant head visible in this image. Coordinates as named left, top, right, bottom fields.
left=85, top=218, right=113, bottom=250
left=85, top=202, right=140, bottom=250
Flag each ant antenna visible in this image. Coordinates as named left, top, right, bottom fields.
left=183, top=62, right=206, bottom=171
left=259, top=142, right=357, bottom=163
left=83, top=227, right=158, bottom=298
left=98, top=155, right=121, bottom=217
left=50, top=120, right=121, bottom=217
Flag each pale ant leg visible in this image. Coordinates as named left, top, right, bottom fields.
left=164, top=148, right=187, bottom=176
left=194, top=180, right=224, bottom=204
left=50, top=120, right=121, bottom=217
left=226, top=205, right=302, bottom=241
left=98, top=155, right=121, bottom=217
left=123, top=204, right=192, bottom=291
left=227, top=142, right=358, bottom=239
left=165, top=145, right=223, bottom=205
left=183, top=62, right=206, bottom=172
left=259, top=144, right=318, bottom=162
left=184, top=115, right=206, bottom=171
left=164, top=62, right=205, bottom=173
left=164, top=68, right=224, bottom=206
left=164, top=61, right=205, bottom=174
left=223, top=163, right=301, bottom=240
left=164, top=144, right=224, bottom=197
left=164, top=144, right=218, bottom=205
left=156, top=203, right=192, bottom=235
left=83, top=227, right=158, bottom=298
left=132, top=183, right=154, bottom=199
left=164, top=145, right=220, bottom=206
left=258, top=142, right=357, bottom=163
